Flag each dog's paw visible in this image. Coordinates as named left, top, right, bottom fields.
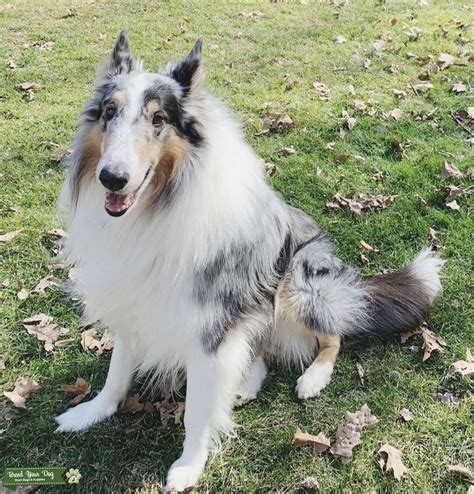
left=296, top=362, right=333, bottom=400
left=165, top=459, right=204, bottom=493
left=55, top=397, right=117, bottom=433
left=233, top=389, right=257, bottom=408
left=234, top=356, right=267, bottom=408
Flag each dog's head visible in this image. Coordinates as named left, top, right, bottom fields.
left=72, top=30, right=204, bottom=216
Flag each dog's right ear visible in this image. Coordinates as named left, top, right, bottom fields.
left=99, top=29, right=135, bottom=79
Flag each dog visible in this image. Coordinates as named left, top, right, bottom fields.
left=55, top=31, right=444, bottom=491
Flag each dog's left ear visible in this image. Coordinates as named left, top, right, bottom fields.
left=168, top=39, right=203, bottom=96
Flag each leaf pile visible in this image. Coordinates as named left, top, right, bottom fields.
left=326, top=192, right=397, bottom=215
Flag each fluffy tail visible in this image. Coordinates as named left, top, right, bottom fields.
left=358, top=248, right=444, bottom=337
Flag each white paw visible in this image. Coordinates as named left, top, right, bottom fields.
left=296, top=362, right=333, bottom=400
left=234, top=389, right=258, bottom=408
left=165, top=458, right=204, bottom=493
left=55, top=396, right=117, bottom=432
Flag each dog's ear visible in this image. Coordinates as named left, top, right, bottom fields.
left=168, top=39, right=203, bottom=96
left=100, top=29, right=135, bottom=78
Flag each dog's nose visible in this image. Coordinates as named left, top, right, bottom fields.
left=99, top=168, right=129, bottom=192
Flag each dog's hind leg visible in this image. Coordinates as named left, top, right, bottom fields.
left=55, top=336, right=134, bottom=432
left=234, top=355, right=268, bottom=407
left=295, top=333, right=340, bottom=399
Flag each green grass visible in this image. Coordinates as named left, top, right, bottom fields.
left=1, top=0, right=473, bottom=492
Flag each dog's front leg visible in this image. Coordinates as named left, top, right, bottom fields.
left=55, top=336, right=134, bottom=432
left=165, top=349, right=217, bottom=492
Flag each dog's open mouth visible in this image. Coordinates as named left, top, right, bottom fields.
left=104, top=168, right=151, bottom=217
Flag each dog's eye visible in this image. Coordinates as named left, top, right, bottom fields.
left=152, top=112, right=164, bottom=127
left=104, top=104, right=117, bottom=121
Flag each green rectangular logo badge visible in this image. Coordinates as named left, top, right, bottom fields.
left=3, top=467, right=68, bottom=488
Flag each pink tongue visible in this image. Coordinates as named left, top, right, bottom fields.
left=105, top=192, right=129, bottom=213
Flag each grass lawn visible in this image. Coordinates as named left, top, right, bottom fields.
left=1, top=0, right=473, bottom=492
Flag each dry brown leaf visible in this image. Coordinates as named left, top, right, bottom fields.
left=31, top=40, right=55, bottom=51
left=119, top=394, right=156, bottom=414
left=300, top=476, right=320, bottom=490
left=440, top=161, right=464, bottom=179
left=409, top=80, right=433, bottom=92
left=31, top=275, right=58, bottom=297
left=60, top=377, right=91, bottom=406
left=22, top=314, right=69, bottom=352
left=446, top=199, right=460, bottom=210
left=399, top=408, right=413, bottom=422
left=448, top=463, right=472, bottom=479
left=451, top=348, right=474, bottom=376
left=400, top=322, right=446, bottom=361
left=327, top=192, right=397, bottom=216
left=452, top=82, right=467, bottom=93
left=4, top=377, right=40, bottom=409
left=347, top=84, right=356, bottom=97
left=428, top=227, right=442, bottom=242
left=46, top=228, right=66, bottom=238
left=393, top=89, right=407, bottom=99
left=353, top=99, right=367, bottom=112
left=373, top=171, right=388, bottom=182
left=258, top=112, right=295, bottom=135
left=330, top=404, right=378, bottom=463
left=389, top=108, right=403, bottom=121
left=405, top=27, right=423, bottom=40
left=17, top=288, right=29, bottom=301
left=359, top=240, right=379, bottom=253
left=438, top=53, right=455, bottom=70
left=81, top=328, right=114, bottom=355
left=379, top=444, right=408, bottom=480
left=0, top=230, right=21, bottom=242
left=280, top=146, right=296, bottom=156
left=159, top=398, right=186, bottom=426
left=313, top=81, right=330, bottom=100
left=293, top=428, right=331, bottom=452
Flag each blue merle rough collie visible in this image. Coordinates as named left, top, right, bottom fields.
left=55, top=31, right=444, bottom=491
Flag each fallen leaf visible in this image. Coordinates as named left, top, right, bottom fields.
left=405, top=27, right=423, bottom=41
left=300, top=476, right=320, bottom=490
left=452, top=82, right=467, bottom=93
left=17, top=288, right=29, bottom=301
left=60, top=377, right=91, bottom=406
left=446, top=199, right=460, bottom=210
left=62, top=7, right=79, bottom=17
left=81, top=328, right=114, bottom=355
left=434, top=391, right=460, bottom=405
left=259, top=159, right=278, bottom=177
left=389, top=108, right=403, bottom=121
left=335, top=35, right=346, bottom=44
left=429, top=227, right=442, bottom=242
left=393, top=89, right=407, bottom=99
left=451, top=348, right=474, bottom=376
left=22, top=314, right=69, bottom=352
left=31, top=40, right=55, bottom=51
left=240, top=11, right=263, bottom=19
left=347, top=84, right=356, bottom=97
left=280, top=146, right=296, bottom=156
left=372, top=39, right=386, bottom=52
left=7, top=59, right=18, bottom=69
left=400, top=322, right=446, bottom=361
left=393, top=139, right=407, bottom=158
left=159, top=398, right=186, bottom=426
left=359, top=240, right=379, bottom=253
left=440, top=161, right=464, bottom=179
left=353, top=99, right=367, bottom=112
left=409, top=80, right=433, bottom=92
left=119, top=394, right=155, bottom=414
left=30, top=275, right=58, bottom=297
left=448, top=463, right=472, bottom=479
left=0, top=355, right=6, bottom=372
left=330, top=404, right=378, bottom=463
left=399, top=408, right=413, bottom=422
left=313, top=81, right=330, bottom=100
left=373, top=171, right=388, bottom=182
left=46, top=228, right=66, bottom=238
left=0, top=230, right=21, bottom=243
left=4, top=377, right=40, bottom=409
left=325, top=141, right=336, bottom=150
left=17, top=82, right=39, bottom=101
left=379, top=444, right=408, bottom=480
left=293, top=428, right=331, bottom=452
left=327, top=192, right=397, bottom=215
left=438, top=53, right=455, bottom=70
